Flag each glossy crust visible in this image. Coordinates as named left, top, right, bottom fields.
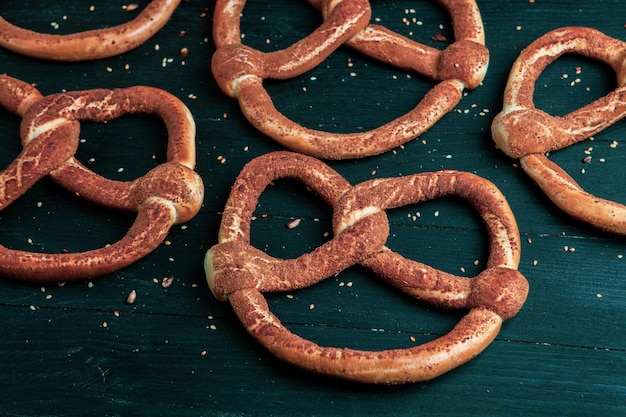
left=0, top=0, right=180, bottom=61
left=0, top=74, right=204, bottom=282
left=211, top=0, right=489, bottom=159
left=491, top=27, right=626, bottom=234
left=205, top=151, right=528, bottom=384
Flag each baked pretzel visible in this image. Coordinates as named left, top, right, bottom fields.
left=0, top=0, right=180, bottom=61
left=0, top=74, right=204, bottom=282
left=212, top=0, right=489, bottom=159
left=491, top=27, right=626, bottom=234
left=205, top=151, right=528, bottom=384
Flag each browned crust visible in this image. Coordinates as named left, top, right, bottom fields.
left=0, top=0, right=180, bottom=61
left=211, top=0, right=489, bottom=159
left=491, top=27, right=626, bottom=234
left=205, top=151, right=528, bottom=383
left=0, top=74, right=204, bottom=282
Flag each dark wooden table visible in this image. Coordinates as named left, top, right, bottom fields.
left=1, top=1, right=625, bottom=416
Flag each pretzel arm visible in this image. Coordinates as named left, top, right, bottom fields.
left=0, top=0, right=180, bottom=61
left=230, top=289, right=502, bottom=384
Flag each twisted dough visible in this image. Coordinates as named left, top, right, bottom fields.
left=205, top=151, right=528, bottom=383
left=0, top=74, right=204, bottom=282
left=0, top=0, right=180, bottom=61
left=491, top=27, right=626, bottom=234
left=212, top=0, right=489, bottom=159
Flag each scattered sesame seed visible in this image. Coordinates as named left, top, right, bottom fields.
left=286, top=218, right=301, bottom=229
left=162, top=277, right=174, bottom=288
left=126, top=290, right=137, bottom=304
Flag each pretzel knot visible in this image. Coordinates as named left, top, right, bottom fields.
left=492, top=27, right=626, bottom=234
left=211, top=0, right=489, bottom=159
left=0, top=74, right=204, bottom=282
left=205, top=151, right=528, bottom=384
left=0, top=0, right=180, bottom=61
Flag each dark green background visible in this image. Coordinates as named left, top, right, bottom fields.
left=1, top=1, right=625, bottom=416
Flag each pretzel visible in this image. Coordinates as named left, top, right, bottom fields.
left=0, top=74, right=204, bottom=282
left=491, top=27, right=626, bottom=234
left=211, top=0, right=489, bottom=159
left=205, top=151, right=528, bottom=384
left=0, top=0, right=180, bottom=61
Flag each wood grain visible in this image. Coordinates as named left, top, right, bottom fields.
left=0, top=0, right=625, bottom=415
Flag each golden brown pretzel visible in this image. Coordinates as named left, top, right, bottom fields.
left=0, top=0, right=180, bottom=61
left=205, top=151, right=528, bottom=384
left=491, top=27, right=626, bottom=234
left=0, top=74, right=204, bottom=282
left=211, top=0, right=489, bottom=159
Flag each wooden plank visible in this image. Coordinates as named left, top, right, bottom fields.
left=0, top=0, right=625, bottom=416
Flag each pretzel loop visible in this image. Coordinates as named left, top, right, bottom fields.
left=492, top=27, right=626, bottom=159
left=205, top=151, right=528, bottom=383
left=491, top=27, right=626, bottom=234
left=0, top=74, right=203, bottom=281
left=0, top=0, right=180, bottom=61
left=309, top=0, right=488, bottom=89
left=207, top=151, right=388, bottom=301
left=334, top=171, right=525, bottom=320
left=20, top=86, right=202, bottom=221
left=212, top=0, right=371, bottom=90
left=212, top=0, right=489, bottom=159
